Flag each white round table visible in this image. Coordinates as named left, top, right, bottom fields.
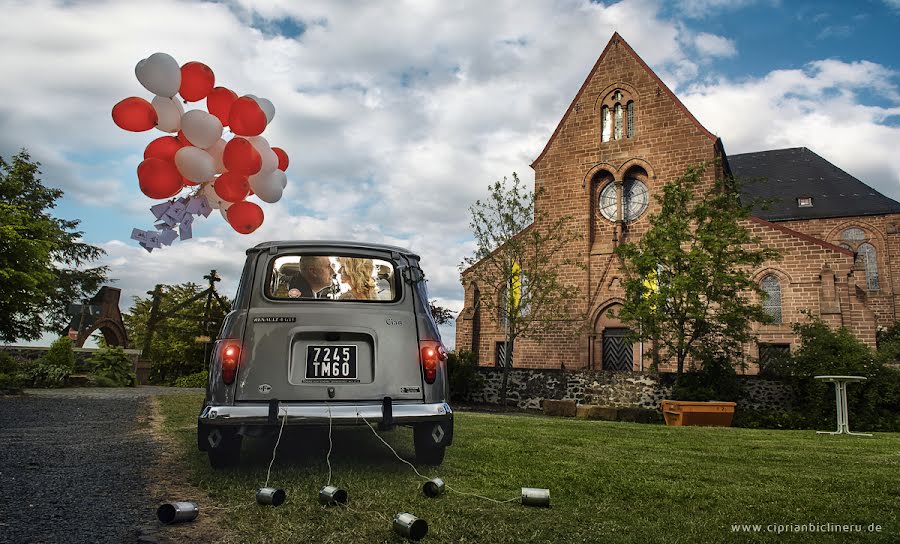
left=814, top=375, right=871, bottom=437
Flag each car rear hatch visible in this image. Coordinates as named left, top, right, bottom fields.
left=233, top=248, right=425, bottom=403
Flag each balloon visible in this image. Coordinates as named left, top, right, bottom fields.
left=112, top=97, right=157, bottom=132
left=249, top=169, right=284, bottom=203
left=151, top=95, right=184, bottom=133
left=135, top=52, right=181, bottom=97
left=179, top=61, right=215, bottom=102
left=278, top=169, right=287, bottom=188
left=182, top=175, right=198, bottom=187
left=207, top=86, right=238, bottom=126
left=206, top=138, right=226, bottom=174
left=227, top=201, right=265, bottom=234
left=248, top=95, right=275, bottom=123
left=272, top=147, right=289, bottom=171
left=174, top=146, right=216, bottom=184
left=176, top=130, right=190, bottom=146
left=137, top=158, right=182, bottom=199
left=260, top=148, right=278, bottom=175
left=144, top=136, right=183, bottom=162
left=223, top=137, right=261, bottom=175
left=180, top=110, right=223, bottom=149
left=202, top=181, right=229, bottom=209
left=214, top=171, right=250, bottom=202
left=228, top=97, right=267, bottom=136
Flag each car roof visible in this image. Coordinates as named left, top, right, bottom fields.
left=249, top=240, right=419, bottom=259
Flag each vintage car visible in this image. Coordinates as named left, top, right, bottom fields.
left=197, top=240, right=453, bottom=468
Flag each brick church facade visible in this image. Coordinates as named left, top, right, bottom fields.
left=455, top=33, right=900, bottom=373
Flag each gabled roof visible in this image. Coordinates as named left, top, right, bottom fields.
left=732, top=147, right=900, bottom=221
left=531, top=32, right=717, bottom=168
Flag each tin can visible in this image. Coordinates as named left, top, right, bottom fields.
left=318, top=485, right=348, bottom=506
left=422, top=477, right=445, bottom=498
left=156, top=501, right=199, bottom=524
left=521, top=487, right=551, bottom=507
left=256, top=487, right=286, bottom=507
left=393, top=512, right=428, bottom=541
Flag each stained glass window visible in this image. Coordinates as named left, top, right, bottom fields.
left=626, top=101, right=634, bottom=138
left=842, top=228, right=866, bottom=241
left=601, top=106, right=611, bottom=143
left=761, top=274, right=782, bottom=324
left=857, top=243, right=879, bottom=290
left=614, top=103, right=623, bottom=140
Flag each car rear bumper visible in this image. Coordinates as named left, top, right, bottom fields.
left=198, top=401, right=452, bottom=426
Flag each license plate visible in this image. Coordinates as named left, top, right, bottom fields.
left=306, top=345, right=357, bottom=380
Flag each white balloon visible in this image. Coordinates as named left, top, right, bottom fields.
left=181, top=110, right=223, bottom=149
left=175, top=147, right=216, bottom=184
left=206, top=138, right=227, bottom=174
left=203, top=181, right=229, bottom=210
left=260, top=149, right=278, bottom=175
left=279, top=169, right=287, bottom=188
left=255, top=96, right=276, bottom=124
left=151, top=96, right=183, bottom=133
left=219, top=200, right=233, bottom=219
left=248, top=135, right=270, bottom=153
left=249, top=170, right=284, bottom=203
left=135, top=52, right=181, bottom=98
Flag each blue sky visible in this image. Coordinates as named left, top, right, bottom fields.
left=1, top=0, right=899, bottom=348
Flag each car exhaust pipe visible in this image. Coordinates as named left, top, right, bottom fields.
left=156, top=501, right=199, bottom=524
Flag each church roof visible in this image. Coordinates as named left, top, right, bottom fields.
left=731, top=147, right=900, bottom=221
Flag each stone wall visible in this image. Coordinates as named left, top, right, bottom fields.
left=0, top=345, right=148, bottom=384
left=461, top=367, right=793, bottom=412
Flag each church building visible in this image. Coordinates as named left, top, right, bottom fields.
left=455, top=33, right=900, bottom=373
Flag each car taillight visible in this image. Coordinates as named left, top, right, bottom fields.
left=220, top=341, right=241, bottom=385
left=419, top=341, right=446, bottom=384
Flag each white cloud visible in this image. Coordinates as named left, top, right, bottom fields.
left=3, top=0, right=898, bottom=351
left=693, top=32, right=737, bottom=58
left=681, top=59, right=900, bottom=200
left=673, top=0, right=765, bottom=18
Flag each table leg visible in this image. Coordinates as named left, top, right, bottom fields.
left=842, top=382, right=873, bottom=437
left=816, top=382, right=844, bottom=435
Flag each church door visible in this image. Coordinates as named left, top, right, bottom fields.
left=602, top=328, right=633, bottom=371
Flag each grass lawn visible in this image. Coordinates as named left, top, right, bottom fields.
left=158, top=394, right=899, bottom=543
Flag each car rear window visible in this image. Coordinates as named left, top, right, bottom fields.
left=267, top=254, right=398, bottom=302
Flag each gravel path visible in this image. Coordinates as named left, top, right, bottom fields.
left=0, top=387, right=202, bottom=544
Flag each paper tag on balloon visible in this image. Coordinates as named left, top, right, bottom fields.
left=179, top=222, right=193, bottom=241
left=180, top=214, right=194, bottom=227
left=130, top=228, right=149, bottom=243
left=150, top=202, right=172, bottom=220
left=145, top=231, right=162, bottom=249
left=185, top=196, right=204, bottom=215
left=197, top=196, right=213, bottom=218
left=159, top=228, right=179, bottom=246
left=139, top=242, right=154, bottom=253
left=166, top=201, right=186, bottom=221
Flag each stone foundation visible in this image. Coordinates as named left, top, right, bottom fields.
left=461, top=367, right=793, bottom=413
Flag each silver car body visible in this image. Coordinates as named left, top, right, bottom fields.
left=198, top=240, right=453, bottom=440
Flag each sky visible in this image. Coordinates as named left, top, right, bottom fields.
left=1, top=0, right=899, bottom=349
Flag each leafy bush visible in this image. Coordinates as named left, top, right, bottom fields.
left=671, top=356, right=742, bottom=402
left=447, top=350, right=484, bottom=402
left=765, top=318, right=900, bottom=432
left=24, top=360, right=70, bottom=388
left=86, top=346, right=136, bottom=387
left=43, top=336, right=76, bottom=372
left=174, top=371, right=208, bottom=388
left=0, top=352, right=27, bottom=392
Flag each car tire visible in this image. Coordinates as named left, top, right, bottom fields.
left=414, top=425, right=446, bottom=466
left=208, top=431, right=242, bottom=469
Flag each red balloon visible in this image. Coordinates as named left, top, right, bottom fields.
left=207, top=86, right=238, bottom=126
left=228, top=97, right=267, bottom=136
left=112, top=97, right=157, bottom=132
left=223, top=137, right=262, bottom=175
left=272, top=147, right=289, bottom=171
left=137, top=158, right=182, bottom=199
left=227, top=201, right=264, bottom=234
left=177, top=130, right=191, bottom=146
left=144, top=136, right=183, bottom=162
left=214, top=171, right=250, bottom=202
left=179, top=61, right=215, bottom=102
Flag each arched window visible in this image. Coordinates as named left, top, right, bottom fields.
left=601, top=106, right=611, bottom=143
left=842, top=228, right=866, bottom=242
left=857, top=243, right=879, bottom=290
left=761, top=274, right=782, bottom=324
left=497, top=284, right=509, bottom=329
left=626, top=101, right=635, bottom=138
left=614, top=103, right=623, bottom=140
left=598, top=178, right=649, bottom=222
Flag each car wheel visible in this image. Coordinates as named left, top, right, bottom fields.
left=207, top=431, right=242, bottom=469
left=414, top=424, right=446, bottom=466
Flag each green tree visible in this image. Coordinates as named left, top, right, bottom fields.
left=428, top=300, right=455, bottom=326
left=0, top=150, right=108, bottom=341
left=461, top=173, right=583, bottom=407
left=615, top=163, right=778, bottom=376
left=125, top=282, right=231, bottom=384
